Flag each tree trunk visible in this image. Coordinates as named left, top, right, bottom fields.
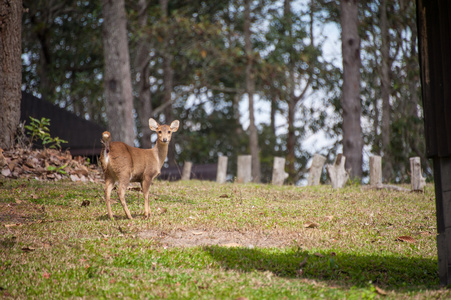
left=101, top=0, right=135, bottom=146
left=135, top=0, right=153, bottom=148
left=340, top=0, right=363, bottom=179
left=285, top=0, right=296, bottom=180
left=380, top=0, right=392, bottom=181
left=0, top=0, right=22, bottom=150
left=244, top=0, right=261, bottom=183
left=159, top=0, right=176, bottom=166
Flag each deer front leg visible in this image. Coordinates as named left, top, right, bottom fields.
left=104, top=178, right=115, bottom=220
left=142, top=178, right=152, bottom=218
left=118, top=181, right=133, bottom=219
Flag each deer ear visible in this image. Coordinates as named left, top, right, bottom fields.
left=170, top=120, right=180, bottom=132
left=149, top=118, right=159, bottom=131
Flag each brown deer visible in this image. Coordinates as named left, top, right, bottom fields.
left=100, top=118, right=179, bottom=220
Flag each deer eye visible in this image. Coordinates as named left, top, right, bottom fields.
left=168, top=131, right=171, bottom=134
left=158, top=131, right=162, bottom=134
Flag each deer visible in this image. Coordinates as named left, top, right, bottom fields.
left=99, top=118, right=179, bottom=220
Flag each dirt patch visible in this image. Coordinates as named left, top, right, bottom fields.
left=138, top=229, right=301, bottom=248
left=0, top=202, right=45, bottom=225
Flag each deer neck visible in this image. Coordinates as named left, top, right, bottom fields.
left=152, top=141, right=169, bottom=169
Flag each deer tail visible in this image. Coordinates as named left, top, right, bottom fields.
left=100, top=131, right=111, bottom=169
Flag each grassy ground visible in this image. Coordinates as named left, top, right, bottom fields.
left=0, top=178, right=448, bottom=299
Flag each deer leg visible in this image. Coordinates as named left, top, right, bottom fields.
left=104, top=178, right=115, bottom=220
left=118, top=182, right=133, bottom=219
left=142, top=179, right=152, bottom=218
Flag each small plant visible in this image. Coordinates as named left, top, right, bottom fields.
left=25, top=117, right=68, bottom=150
left=47, top=164, right=68, bottom=175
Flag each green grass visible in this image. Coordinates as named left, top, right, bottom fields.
left=0, top=179, right=448, bottom=299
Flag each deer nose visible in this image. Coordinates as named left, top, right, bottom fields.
left=162, top=138, right=168, bottom=143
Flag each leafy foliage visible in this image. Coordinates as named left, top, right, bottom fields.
left=25, top=117, right=68, bottom=150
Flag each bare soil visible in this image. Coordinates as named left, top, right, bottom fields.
left=138, top=228, right=300, bottom=248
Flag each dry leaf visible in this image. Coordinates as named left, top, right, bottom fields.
left=314, top=252, right=324, bottom=257
left=21, top=246, right=36, bottom=252
left=222, top=242, right=241, bottom=247
left=396, top=236, right=416, bottom=243
left=81, top=200, right=90, bottom=207
left=219, top=194, right=229, bottom=198
left=303, top=222, right=319, bottom=228
left=5, top=223, right=22, bottom=228
left=192, top=230, right=204, bottom=235
left=156, top=207, right=167, bottom=214
left=375, top=286, right=388, bottom=296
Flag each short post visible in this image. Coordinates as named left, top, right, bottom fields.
left=326, top=154, right=349, bottom=189
left=307, top=154, right=326, bottom=186
left=369, top=156, right=382, bottom=186
left=237, top=155, right=252, bottom=183
left=272, top=157, right=289, bottom=185
left=410, top=157, right=426, bottom=191
left=181, top=161, right=192, bottom=181
left=216, top=156, right=228, bottom=183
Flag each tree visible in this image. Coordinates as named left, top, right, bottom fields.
left=0, top=0, right=22, bottom=149
left=22, top=0, right=104, bottom=124
left=379, top=0, right=392, bottom=181
left=340, top=0, right=363, bottom=179
left=101, top=0, right=135, bottom=146
left=132, top=0, right=153, bottom=148
left=244, top=0, right=261, bottom=183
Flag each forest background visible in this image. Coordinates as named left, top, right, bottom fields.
left=20, top=0, right=425, bottom=185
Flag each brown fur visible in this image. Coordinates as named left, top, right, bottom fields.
left=100, top=118, right=179, bottom=219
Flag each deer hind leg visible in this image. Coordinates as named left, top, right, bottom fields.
left=104, top=178, right=115, bottom=220
left=118, top=181, right=133, bottom=219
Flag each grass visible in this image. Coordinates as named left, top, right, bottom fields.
left=0, top=178, right=449, bottom=299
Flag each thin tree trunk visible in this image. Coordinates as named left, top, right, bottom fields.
left=0, top=0, right=22, bottom=149
left=285, top=0, right=296, bottom=180
left=159, top=0, right=176, bottom=166
left=244, top=0, right=261, bottom=182
left=340, top=0, right=363, bottom=179
left=101, top=0, right=135, bottom=146
left=380, top=0, right=392, bottom=181
left=135, top=0, right=153, bottom=148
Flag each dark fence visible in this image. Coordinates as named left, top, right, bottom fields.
left=20, top=92, right=105, bottom=157
left=160, top=163, right=218, bottom=181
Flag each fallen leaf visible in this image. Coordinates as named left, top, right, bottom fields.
left=21, top=246, right=36, bottom=252
left=375, top=286, right=388, bottom=296
left=81, top=200, right=90, bottom=207
left=314, top=252, right=324, bottom=257
left=4, top=223, right=22, bottom=228
left=303, top=222, right=319, bottom=228
left=396, top=236, right=416, bottom=243
left=222, top=242, right=241, bottom=247
left=219, top=194, right=229, bottom=198
left=156, top=207, right=167, bottom=214
left=192, top=230, right=204, bottom=235
left=419, top=231, right=431, bottom=236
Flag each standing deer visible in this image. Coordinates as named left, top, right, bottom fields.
left=100, top=118, right=179, bottom=220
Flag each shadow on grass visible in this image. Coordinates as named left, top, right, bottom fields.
left=204, top=245, right=440, bottom=291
